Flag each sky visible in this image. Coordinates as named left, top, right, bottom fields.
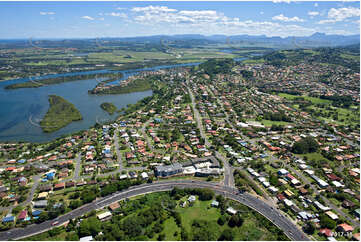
left=0, top=1, right=359, bottom=39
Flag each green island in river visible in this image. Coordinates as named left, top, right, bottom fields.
left=89, top=78, right=151, bottom=95
left=100, top=102, right=117, bottom=115
left=40, top=95, right=82, bottom=133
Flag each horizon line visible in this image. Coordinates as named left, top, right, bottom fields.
left=0, top=32, right=360, bottom=41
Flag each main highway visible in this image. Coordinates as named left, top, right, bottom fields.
left=0, top=180, right=309, bottom=241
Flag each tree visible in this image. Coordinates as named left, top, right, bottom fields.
left=219, top=228, right=234, bottom=241
left=217, top=216, right=227, bottom=226
left=303, top=222, right=315, bottom=235
left=319, top=214, right=336, bottom=229
left=157, top=233, right=166, bottom=241
left=292, top=137, right=319, bottom=154
left=12, top=206, right=23, bottom=215
left=270, top=174, right=279, bottom=186
left=78, top=217, right=101, bottom=237
left=81, top=189, right=96, bottom=204
left=122, top=216, right=142, bottom=237
left=228, top=214, right=243, bottom=228
left=69, top=200, right=82, bottom=209
left=191, top=220, right=218, bottom=241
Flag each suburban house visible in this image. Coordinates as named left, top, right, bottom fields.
left=226, top=207, right=237, bottom=215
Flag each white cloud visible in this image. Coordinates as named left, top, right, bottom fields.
left=116, top=7, right=127, bottom=10
left=272, top=0, right=291, bottom=3
left=318, top=19, right=337, bottom=24
left=105, top=12, right=128, bottom=18
left=308, top=11, right=319, bottom=16
left=318, top=6, right=360, bottom=24
left=328, top=6, right=360, bottom=21
left=132, top=6, right=177, bottom=13
left=99, top=18, right=105, bottom=21
left=40, top=11, right=55, bottom=15
left=260, top=11, right=264, bottom=15
left=128, top=5, right=319, bottom=37
left=272, top=14, right=304, bottom=22
left=133, top=8, right=224, bottom=25
left=81, top=16, right=95, bottom=21
left=314, top=3, right=318, bottom=7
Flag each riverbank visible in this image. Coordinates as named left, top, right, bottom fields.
left=4, top=73, right=120, bottom=90
left=40, top=95, right=82, bottom=133
left=89, top=78, right=152, bottom=95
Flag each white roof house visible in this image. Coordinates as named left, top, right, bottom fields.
left=278, top=169, right=288, bottom=175
left=119, top=174, right=128, bottom=180
left=268, top=186, right=279, bottom=193
left=226, top=207, right=237, bottom=215
left=304, top=170, right=315, bottom=175
left=141, top=172, right=149, bottom=179
left=188, top=195, right=196, bottom=202
left=80, top=236, right=93, bottom=241
left=332, top=181, right=344, bottom=188
left=291, top=179, right=301, bottom=186
left=211, top=200, right=219, bottom=207
left=97, top=211, right=112, bottom=220
left=284, top=199, right=294, bottom=207
left=314, top=201, right=331, bottom=211
left=258, top=177, right=266, bottom=182
left=325, top=211, right=339, bottom=220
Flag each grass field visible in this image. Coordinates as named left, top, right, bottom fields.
left=278, top=93, right=331, bottom=104
left=160, top=217, right=181, bottom=241
left=261, top=119, right=291, bottom=126
left=296, top=152, right=329, bottom=162
left=278, top=92, right=359, bottom=125
left=176, top=199, right=219, bottom=232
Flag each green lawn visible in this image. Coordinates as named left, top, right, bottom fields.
left=176, top=199, right=218, bottom=232
left=278, top=93, right=331, bottom=104
left=161, top=217, right=181, bottom=241
left=296, top=152, right=329, bottom=162
left=261, top=119, right=291, bottom=126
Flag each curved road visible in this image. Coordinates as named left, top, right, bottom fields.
left=0, top=180, right=309, bottom=241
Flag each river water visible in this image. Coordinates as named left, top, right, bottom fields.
left=0, top=57, right=250, bottom=143
left=0, top=62, right=202, bottom=143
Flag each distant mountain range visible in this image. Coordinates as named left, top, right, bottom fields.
left=110, top=33, right=360, bottom=48
left=0, top=32, right=359, bottom=49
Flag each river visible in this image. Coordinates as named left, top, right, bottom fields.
left=0, top=62, right=203, bottom=143
left=0, top=57, right=251, bottom=143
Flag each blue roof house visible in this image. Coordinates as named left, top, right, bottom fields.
left=2, top=216, right=15, bottom=223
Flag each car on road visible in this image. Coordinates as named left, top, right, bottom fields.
left=51, top=221, right=59, bottom=226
